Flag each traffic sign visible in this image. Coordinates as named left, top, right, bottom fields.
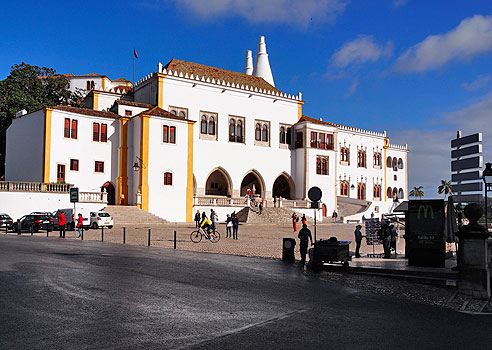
left=70, top=188, right=79, bottom=203
left=308, top=187, right=322, bottom=202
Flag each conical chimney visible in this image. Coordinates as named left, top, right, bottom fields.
left=245, top=50, right=253, bottom=75
left=252, top=36, right=275, bottom=87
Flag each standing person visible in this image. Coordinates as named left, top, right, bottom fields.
left=194, top=210, right=201, bottom=228
left=390, top=224, right=397, bottom=255
left=298, top=224, right=313, bottom=264
left=379, top=221, right=391, bottom=258
left=273, top=197, right=277, bottom=208
left=225, top=214, right=232, bottom=238
left=291, top=213, right=298, bottom=232
left=58, top=211, right=66, bottom=238
left=301, top=214, right=307, bottom=225
left=332, top=210, right=338, bottom=223
left=370, top=212, right=375, bottom=219
left=232, top=214, right=239, bottom=240
left=354, top=225, right=363, bottom=258
left=259, top=201, right=263, bottom=215
left=210, top=209, right=216, bottom=232
left=76, top=213, right=84, bottom=238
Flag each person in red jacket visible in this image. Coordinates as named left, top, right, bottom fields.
left=58, top=212, right=66, bottom=238
left=76, top=213, right=84, bottom=238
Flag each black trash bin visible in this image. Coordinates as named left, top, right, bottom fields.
left=282, top=238, right=296, bottom=262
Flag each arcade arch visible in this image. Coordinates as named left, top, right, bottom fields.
left=205, top=167, right=232, bottom=196
left=272, top=173, right=295, bottom=199
left=240, top=170, right=265, bottom=197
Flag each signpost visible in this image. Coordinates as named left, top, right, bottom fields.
left=70, top=188, right=79, bottom=222
left=364, top=218, right=381, bottom=257
left=308, top=187, right=322, bottom=242
left=406, top=200, right=445, bottom=267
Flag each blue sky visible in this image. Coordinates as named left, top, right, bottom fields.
left=1, top=0, right=492, bottom=198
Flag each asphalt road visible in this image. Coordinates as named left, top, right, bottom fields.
left=1, top=235, right=491, bottom=350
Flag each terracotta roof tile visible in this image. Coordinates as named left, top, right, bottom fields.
left=164, top=59, right=282, bottom=94
left=52, top=105, right=119, bottom=119
left=113, top=78, right=131, bottom=83
left=139, top=106, right=192, bottom=122
left=298, top=115, right=384, bottom=135
left=110, top=85, right=132, bottom=93
left=115, top=100, right=153, bottom=109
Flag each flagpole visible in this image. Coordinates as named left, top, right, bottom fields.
left=133, top=52, right=135, bottom=86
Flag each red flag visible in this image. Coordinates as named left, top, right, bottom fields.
left=134, top=49, right=138, bottom=59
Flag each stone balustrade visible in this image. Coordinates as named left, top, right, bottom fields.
left=193, top=196, right=311, bottom=208
left=0, top=181, right=73, bottom=193
left=79, top=191, right=108, bottom=204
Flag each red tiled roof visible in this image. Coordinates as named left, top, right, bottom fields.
left=110, top=85, right=132, bottom=93
left=115, top=100, right=153, bottom=109
left=140, top=106, right=192, bottom=122
left=52, top=105, right=119, bottom=119
left=298, top=115, right=384, bottom=135
left=163, top=59, right=282, bottom=94
left=113, top=78, right=131, bottom=83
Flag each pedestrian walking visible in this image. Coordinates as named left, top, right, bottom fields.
left=225, top=214, right=232, bottom=238
left=259, top=201, right=263, bottom=215
left=354, top=225, right=364, bottom=258
left=232, top=214, right=239, bottom=240
left=292, top=213, right=298, bottom=232
left=332, top=210, right=338, bottom=223
left=58, top=211, right=66, bottom=238
left=210, top=209, right=216, bottom=232
left=298, top=224, right=313, bottom=264
left=76, top=213, right=84, bottom=238
left=301, top=214, right=307, bottom=225
left=194, top=210, right=201, bottom=228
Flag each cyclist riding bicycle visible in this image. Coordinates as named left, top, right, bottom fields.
left=200, top=212, right=212, bottom=237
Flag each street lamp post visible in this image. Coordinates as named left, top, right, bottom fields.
left=483, top=162, right=492, bottom=229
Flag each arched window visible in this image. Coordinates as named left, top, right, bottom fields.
left=398, top=158, right=404, bottom=169
left=386, top=156, right=392, bottom=168
left=392, top=187, right=398, bottom=200
left=398, top=188, right=404, bottom=199
left=208, top=116, right=215, bottom=135
left=200, top=116, right=207, bottom=134
left=178, top=111, right=186, bottom=118
left=392, top=157, right=398, bottom=170
left=170, top=110, right=177, bottom=115
left=279, top=127, right=286, bottom=144
left=340, top=182, right=348, bottom=196
left=236, top=120, right=243, bottom=143
left=229, top=119, right=235, bottom=142
left=262, top=125, right=268, bottom=142
left=387, top=187, right=392, bottom=198
left=357, top=184, right=366, bottom=200
left=255, top=123, right=261, bottom=141
left=357, top=150, right=366, bottom=168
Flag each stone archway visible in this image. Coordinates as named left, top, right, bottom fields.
left=240, top=170, right=265, bottom=197
left=205, top=168, right=232, bottom=196
left=272, top=173, right=295, bottom=199
left=101, top=181, right=115, bottom=205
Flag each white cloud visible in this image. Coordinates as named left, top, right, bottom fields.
left=393, top=14, right=492, bottom=73
left=461, top=74, right=490, bottom=92
left=344, top=81, right=358, bottom=97
left=172, top=0, right=348, bottom=25
left=331, top=35, right=393, bottom=68
left=390, top=91, right=492, bottom=197
left=393, top=0, right=408, bottom=8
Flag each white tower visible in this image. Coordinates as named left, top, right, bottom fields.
left=245, top=50, right=253, bottom=75
left=252, top=36, right=275, bottom=87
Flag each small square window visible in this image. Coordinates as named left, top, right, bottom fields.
left=70, top=159, right=79, bottom=171
left=394, top=175, right=397, bottom=181
left=125, top=110, right=132, bottom=116
left=95, top=161, right=104, bottom=173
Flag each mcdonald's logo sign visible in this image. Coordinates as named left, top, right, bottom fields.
left=417, top=205, right=434, bottom=219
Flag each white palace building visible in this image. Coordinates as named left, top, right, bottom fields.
left=5, top=36, right=408, bottom=222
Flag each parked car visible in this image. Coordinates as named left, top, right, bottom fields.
left=15, top=214, right=54, bottom=234
left=0, top=214, right=14, bottom=231
left=52, top=209, right=76, bottom=230
left=90, top=211, right=114, bottom=229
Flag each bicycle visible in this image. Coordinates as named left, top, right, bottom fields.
left=190, top=226, right=220, bottom=243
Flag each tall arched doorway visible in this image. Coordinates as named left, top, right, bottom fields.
left=205, top=168, right=232, bottom=196
left=240, top=170, right=265, bottom=197
left=101, top=182, right=115, bottom=205
left=272, top=173, right=294, bottom=199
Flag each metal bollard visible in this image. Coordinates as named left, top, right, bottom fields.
left=5, top=226, right=7, bottom=234
left=81, top=228, right=84, bottom=241
left=123, top=227, right=126, bottom=244
left=174, top=230, right=177, bottom=249
left=148, top=228, right=151, bottom=247
left=101, top=227, right=104, bottom=242
left=46, top=229, right=49, bottom=238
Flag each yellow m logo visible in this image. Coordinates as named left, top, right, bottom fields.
left=417, top=205, right=434, bottom=219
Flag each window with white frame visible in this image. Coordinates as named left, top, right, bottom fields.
left=254, top=120, right=270, bottom=146
left=169, top=106, right=188, bottom=119
left=229, top=116, right=245, bottom=143
left=199, top=112, right=218, bottom=140
left=163, top=125, right=176, bottom=144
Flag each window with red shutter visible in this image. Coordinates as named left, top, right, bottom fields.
left=169, top=126, right=176, bottom=144
left=316, top=157, right=321, bottom=174
left=311, top=132, right=318, bottom=148
left=319, top=133, right=325, bottom=149
left=64, top=118, right=70, bottom=138
left=70, top=159, right=79, bottom=171
left=100, top=124, right=107, bottom=142
left=94, top=161, right=104, bottom=173
left=163, top=125, right=169, bottom=143
left=164, top=172, right=173, bottom=185
left=93, top=123, right=100, bottom=142
left=321, top=159, right=327, bottom=175
left=71, top=120, right=78, bottom=139
left=57, top=164, right=65, bottom=182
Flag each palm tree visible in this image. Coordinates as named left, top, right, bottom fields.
left=438, top=180, right=453, bottom=200
left=409, top=186, right=425, bottom=199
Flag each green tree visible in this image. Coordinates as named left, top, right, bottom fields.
left=409, top=186, right=425, bottom=199
left=438, top=180, right=453, bottom=200
left=0, top=63, right=79, bottom=178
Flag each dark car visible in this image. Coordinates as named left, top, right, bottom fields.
left=0, top=214, right=14, bottom=230
left=15, top=214, right=54, bottom=234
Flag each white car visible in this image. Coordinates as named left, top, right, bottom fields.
left=90, top=211, right=114, bottom=229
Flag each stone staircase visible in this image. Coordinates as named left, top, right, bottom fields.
left=337, top=196, right=371, bottom=219
left=237, top=206, right=312, bottom=224
left=102, top=205, right=167, bottom=226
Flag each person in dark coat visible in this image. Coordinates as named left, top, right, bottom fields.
left=298, top=224, right=313, bottom=264
left=354, top=225, right=363, bottom=258
left=232, top=214, right=239, bottom=240
left=194, top=210, right=201, bottom=228
left=379, top=221, right=392, bottom=258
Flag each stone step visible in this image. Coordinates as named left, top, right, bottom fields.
left=237, top=207, right=312, bottom=224
left=102, top=205, right=167, bottom=225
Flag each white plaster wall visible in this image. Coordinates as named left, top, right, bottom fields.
left=385, top=148, right=408, bottom=200
left=0, top=192, right=104, bottom=221
left=115, top=105, right=148, bottom=117
left=49, top=110, right=117, bottom=192
left=160, top=77, right=299, bottom=199
left=67, top=77, right=103, bottom=93
left=147, top=117, right=189, bottom=222
left=5, top=110, right=45, bottom=182
left=306, top=147, right=336, bottom=215
left=134, top=80, right=156, bottom=106
left=129, top=117, right=141, bottom=205
left=97, top=93, right=121, bottom=112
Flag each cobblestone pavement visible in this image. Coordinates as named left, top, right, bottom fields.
left=10, top=222, right=490, bottom=313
